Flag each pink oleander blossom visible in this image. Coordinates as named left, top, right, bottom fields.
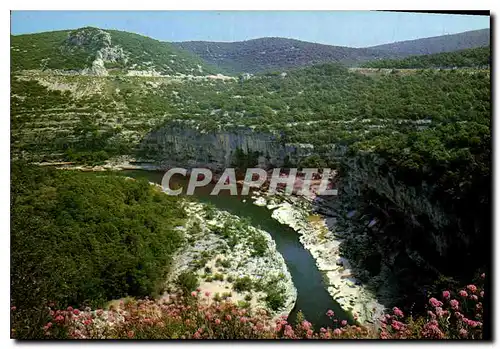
left=459, top=290, right=468, bottom=298
left=429, top=297, right=443, bottom=308
left=391, top=320, right=404, bottom=331
left=326, top=309, right=334, bottom=317
left=393, top=307, right=404, bottom=317
left=467, top=285, right=477, bottom=294
left=450, top=299, right=460, bottom=310
left=442, top=290, right=451, bottom=299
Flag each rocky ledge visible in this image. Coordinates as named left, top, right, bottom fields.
left=251, top=191, right=385, bottom=324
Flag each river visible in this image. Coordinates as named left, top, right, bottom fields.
left=121, top=170, right=351, bottom=328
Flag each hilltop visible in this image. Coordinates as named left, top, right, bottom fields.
left=11, top=27, right=219, bottom=76
left=172, top=37, right=395, bottom=74
left=173, top=29, right=490, bottom=73
left=369, top=29, right=490, bottom=56
left=11, top=27, right=490, bottom=75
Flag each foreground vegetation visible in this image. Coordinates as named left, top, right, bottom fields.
left=11, top=274, right=485, bottom=339
left=11, top=163, right=186, bottom=339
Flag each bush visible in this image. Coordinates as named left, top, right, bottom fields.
left=265, top=287, right=286, bottom=311
left=176, top=272, right=199, bottom=294
left=250, top=234, right=268, bottom=257
left=233, top=277, right=253, bottom=292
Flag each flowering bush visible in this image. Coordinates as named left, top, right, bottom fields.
left=12, top=292, right=372, bottom=340
left=378, top=274, right=485, bottom=340
left=11, top=275, right=486, bottom=340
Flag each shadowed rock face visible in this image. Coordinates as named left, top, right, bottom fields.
left=320, top=150, right=489, bottom=307
left=138, top=123, right=319, bottom=171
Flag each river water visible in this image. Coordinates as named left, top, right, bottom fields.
left=121, top=170, right=350, bottom=328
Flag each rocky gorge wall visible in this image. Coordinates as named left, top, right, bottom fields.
left=324, top=151, right=489, bottom=307
left=137, top=122, right=323, bottom=171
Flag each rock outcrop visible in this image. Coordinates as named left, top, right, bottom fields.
left=165, top=201, right=297, bottom=319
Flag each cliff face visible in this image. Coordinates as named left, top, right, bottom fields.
left=138, top=123, right=317, bottom=171
left=324, top=151, right=489, bottom=306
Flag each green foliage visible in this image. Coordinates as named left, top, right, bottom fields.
left=11, top=163, right=186, bottom=338
left=362, top=47, right=490, bottom=69
left=11, top=27, right=219, bottom=74
left=176, top=272, right=200, bottom=294
left=264, top=287, right=286, bottom=311
left=249, top=233, right=268, bottom=257
left=233, top=277, right=253, bottom=292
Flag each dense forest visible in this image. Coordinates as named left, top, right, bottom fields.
left=11, top=164, right=186, bottom=338
left=361, top=46, right=490, bottom=69
left=368, top=28, right=490, bottom=56
left=173, top=29, right=490, bottom=73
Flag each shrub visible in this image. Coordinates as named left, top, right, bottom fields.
left=250, top=234, right=268, bottom=257
left=265, top=288, right=286, bottom=311
left=176, top=272, right=199, bottom=295
left=233, top=277, right=253, bottom=292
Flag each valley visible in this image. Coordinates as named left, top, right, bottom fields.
left=10, top=23, right=491, bottom=340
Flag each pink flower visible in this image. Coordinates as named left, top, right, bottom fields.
left=10, top=306, right=16, bottom=311
left=341, top=320, right=347, bottom=327
left=226, top=314, right=231, bottom=321
left=320, top=327, right=327, bottom=333
left=421, top=321, right=444, bottom=339
left=391, top=320, right=404, bottom=331
left=284, top=325, right=294, bottom=338
left=427, top=311, right=436, bottom=319
left=467, top=285, right=477, bottom=294
left=73, top=309, right=80, bottom=315
left=459, top=290, right=468, bottom=298
left=67, top=306, right=73, bottom=312
left=450, top=299, right=460, bottom=310
left=459, top=328, right=468, bottom=338
left=214, top=319, right=221, bottom=325
left=306, top=329, right=313, bottom=338
left=301, top=320, right=312, bottom=330
left=205, top=291, right=211, bottom=297
left=196, top=288, right=201, bottom=292
left=326, top=309, right=334, bottom=317
left=191, top=291, right=197, bottom=297
left=470, top=295, right=478, bottom=302
left=393, top=307, right=404, bottom=317
left=239, top=316, right=247, bottom=323
left=333, top=328, right=342, bottom=336
left=55, top=315, right=64, bottom=323
left=480, top=291, right=484, bottom=298
left=429, top=297, right=443, bottom=308
left=442, top=290, right=450, bottom=299
left=193, top=331, right=201, bottom=339
left=481, top=273, right=485, bottom=279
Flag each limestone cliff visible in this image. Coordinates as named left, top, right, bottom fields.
left=138, top=122, right=318, bottom=171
